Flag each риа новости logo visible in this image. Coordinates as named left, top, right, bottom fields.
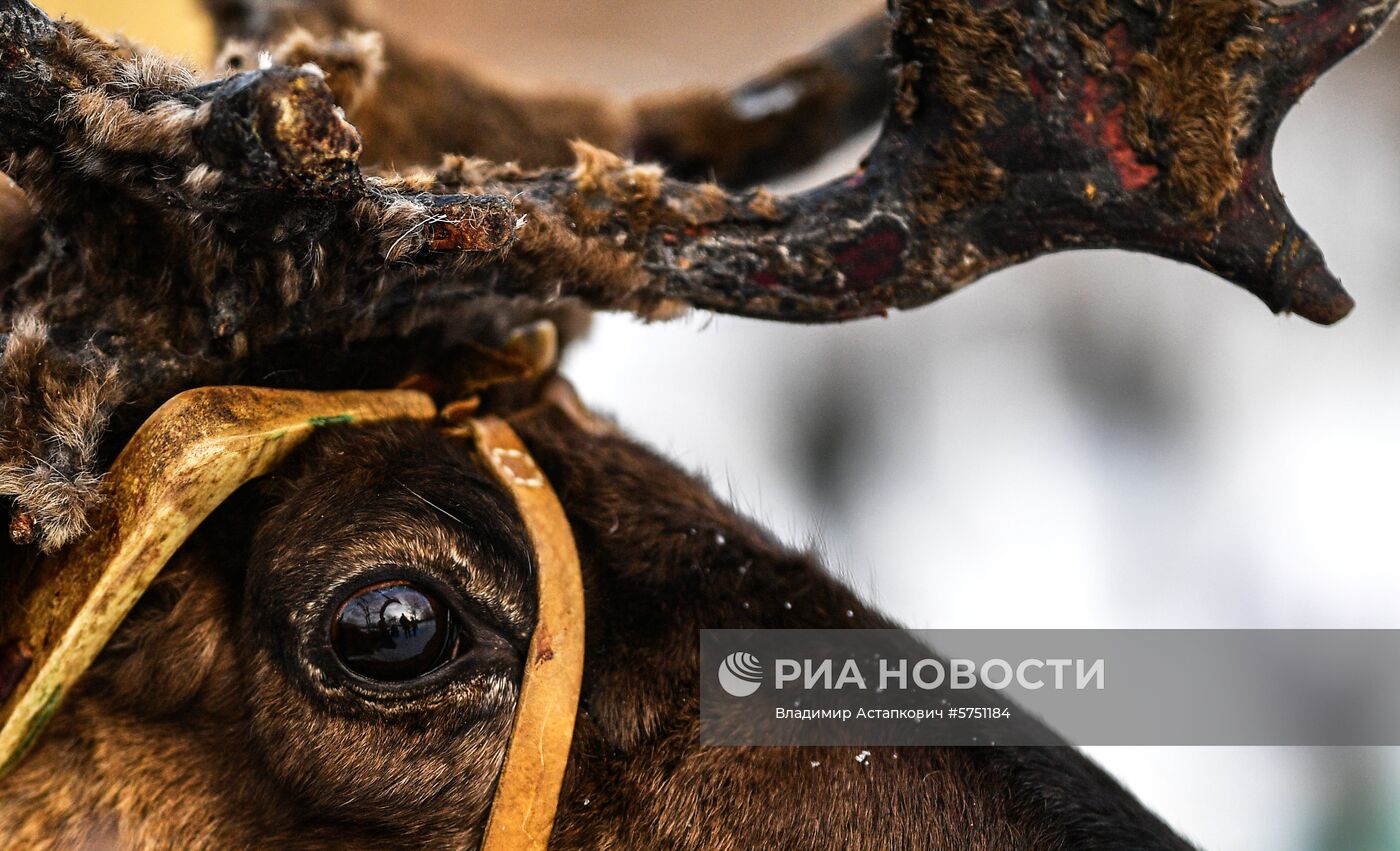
left=718, top=651, right=763, bottom=697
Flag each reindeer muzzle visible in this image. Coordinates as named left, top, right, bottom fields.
left=0, top=356, right=585, bottom=851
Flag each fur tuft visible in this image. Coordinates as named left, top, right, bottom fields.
left=0, top=316, right=122, bottom=552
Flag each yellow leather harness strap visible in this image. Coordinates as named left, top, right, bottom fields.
left=468, top=416, right=585, bottom=851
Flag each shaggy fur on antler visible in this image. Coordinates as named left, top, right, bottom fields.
left=0, top=0, right=1396, bottom=551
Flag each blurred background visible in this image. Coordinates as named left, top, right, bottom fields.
left=38, top=0, right=1400, bottom=847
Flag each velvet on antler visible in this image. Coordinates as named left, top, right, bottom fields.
left=0, top=0, right=1395, bottom=551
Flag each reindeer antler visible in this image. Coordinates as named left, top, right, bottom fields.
left=471, top=0, right=1399, bottom=325
left=192, top=0, right=1398, bottom=324
left=202, top=0, right=894, bottom=187
left=0, top=0, right=1395, bottom=550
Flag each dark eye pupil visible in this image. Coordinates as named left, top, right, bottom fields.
left=332, top=582, right=457, bottom=681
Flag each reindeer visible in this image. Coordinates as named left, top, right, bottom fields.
left=0, top=0, right=1395, bottom=847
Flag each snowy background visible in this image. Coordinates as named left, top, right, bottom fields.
left=46, top=0, right=1400, bottom=847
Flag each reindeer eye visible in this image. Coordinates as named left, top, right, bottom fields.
left=331, top=581, right=459, bottom=682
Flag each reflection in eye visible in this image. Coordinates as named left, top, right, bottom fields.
left=332, top=581, right=459, bottom=681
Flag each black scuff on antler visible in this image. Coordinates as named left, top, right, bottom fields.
left=0, top=0, right=1395, bottom=550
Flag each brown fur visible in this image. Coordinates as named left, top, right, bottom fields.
left=893, top=0, right=1028, bottom=213
left=1123, top=0, right=1265, bottom=219
left=418, top=145, right=770, bottom=321
left=0, top=411, right=1190, bottom=849
left=1041, top=0, right=1270, bottom=218
left=0, top=317, right=121, bottom=551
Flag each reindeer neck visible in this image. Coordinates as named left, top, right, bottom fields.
left=513, top=407, right=1190, bottom=851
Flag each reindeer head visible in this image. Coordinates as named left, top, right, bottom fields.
left=0, top=0, right=1395, bottom=847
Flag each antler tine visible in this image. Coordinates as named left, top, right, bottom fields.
left=1262, top=0, right=1400, bottom=102
left=203, top=0, right=893, bottom=187
left=629, top=14, right=892, bottom=187
left=379, top=0, right=1398, bottom=325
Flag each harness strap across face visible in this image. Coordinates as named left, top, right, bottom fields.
left=0, top=386, right=586, bottom=851
left=467, top=416, right=584, bottom=851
